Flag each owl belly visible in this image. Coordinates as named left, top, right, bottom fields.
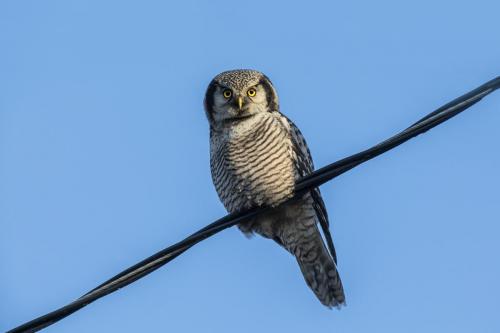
left=226, top=141, right=295, bottom=210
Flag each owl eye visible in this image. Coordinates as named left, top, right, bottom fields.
left=222, top=89, right=232, bottom=99
left=247, top=88, right=257, bottom=97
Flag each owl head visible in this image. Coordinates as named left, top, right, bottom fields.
left=204, top=69, right=279, bottom=126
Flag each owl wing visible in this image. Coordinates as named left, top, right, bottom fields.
left=284, top=116, right=338, bottom=264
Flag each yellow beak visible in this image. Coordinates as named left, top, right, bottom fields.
left=238, top=96, right=244, bottom=110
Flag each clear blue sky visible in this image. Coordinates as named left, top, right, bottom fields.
left=1, top=1, right=499, bottom=332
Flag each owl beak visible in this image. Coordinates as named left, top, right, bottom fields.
left=237, top=96, right=244, bottom=110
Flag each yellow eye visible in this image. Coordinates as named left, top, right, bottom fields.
left=247, top=88, right=257, bottom=97
left=223, top=89, right=232, bottom=99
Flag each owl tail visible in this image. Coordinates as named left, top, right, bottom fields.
left=286, top=228, right=345, bottom=308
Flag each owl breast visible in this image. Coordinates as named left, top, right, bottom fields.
left=210, top=112, right=296, bottom=213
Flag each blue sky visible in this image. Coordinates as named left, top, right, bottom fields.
left=1, top=1, right=500, bottom=332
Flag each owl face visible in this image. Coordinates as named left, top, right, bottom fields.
left=204, top=69, right=279, bottom=126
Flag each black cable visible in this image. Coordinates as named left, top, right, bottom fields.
left=7, top=76, right=500, bottom=333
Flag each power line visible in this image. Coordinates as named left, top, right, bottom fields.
left=7, top=76, right=500, bottom=333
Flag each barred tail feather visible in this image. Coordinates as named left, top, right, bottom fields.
left=295, top=234, right=345, bottom=308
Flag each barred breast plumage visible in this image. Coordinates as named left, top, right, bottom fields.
left=205, top=69, right=345, bottom=307
left=210, top=112, right=295, bottom=212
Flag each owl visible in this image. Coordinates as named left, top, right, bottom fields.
left=204, top=69, right=345, bottom=307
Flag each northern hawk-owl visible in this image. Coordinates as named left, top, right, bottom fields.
left=204, top=69, right=345, bottom=307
